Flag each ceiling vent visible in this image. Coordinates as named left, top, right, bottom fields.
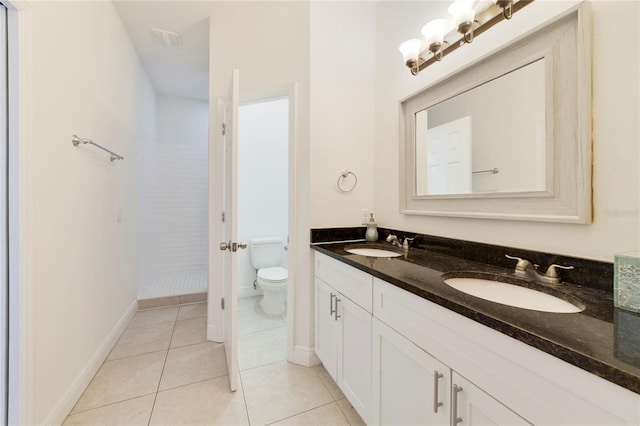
left=150, top=27, right=183, bottom=47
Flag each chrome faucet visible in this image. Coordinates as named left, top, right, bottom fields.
left=386, top=234, right=402, bottom=248
left=387, top=235, right=414, bottom=252
left=505, top=255, right=574, bottom=285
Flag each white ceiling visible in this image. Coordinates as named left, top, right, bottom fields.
left=112, top=0, right=214, bottom=101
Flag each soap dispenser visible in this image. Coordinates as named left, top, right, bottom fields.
left=365, top=213, right=378, bottom=242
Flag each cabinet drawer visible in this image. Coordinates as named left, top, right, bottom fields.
left=315, top=252, right=372, bottom=312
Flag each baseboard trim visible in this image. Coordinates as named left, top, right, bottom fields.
left=291, top=345, right=320, bottom=367
left=45, top=300, right=137, bottom=425
left=238, top=286, right=262, bottom=299
left=137, top=292, right=207, bottom=310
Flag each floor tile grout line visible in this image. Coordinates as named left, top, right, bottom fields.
left=335, top=399, right=358, bottom=426
left=237, top=324, right=287, bottom=337
left=312, top=364, right=342, bottom=402
left=168, top=338, right=222, bottom=352
left=311, top=364, right=337, bottom=402
left=68, top=317, right=178, bottom=417
left=237, top=363, right=252, bottom=425
left=107, top=346, right=172, bottom=363
left=237, top=357, right=289, bottom=374
left=263, top=400, right=344, bottom=426
left=138, top=301, right=207, bottom=313
left=237, top=324, right=287, bottom=339
left=147, top=317, right=178, bottom=426
left=156, top=373, right=231, bottom=394
left=67, top=392, right=158, bottom=417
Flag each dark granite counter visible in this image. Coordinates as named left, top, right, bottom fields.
left=311, top=240, right=640, bottom=395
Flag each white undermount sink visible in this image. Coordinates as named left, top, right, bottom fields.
left=444, top=277, right=584, bottom=313
left=345, top=248, right=403, bottom=258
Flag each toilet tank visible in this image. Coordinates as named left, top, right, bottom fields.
left=249, top=237, right=283, bottom=269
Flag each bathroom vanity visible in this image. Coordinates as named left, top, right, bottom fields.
left=311, top=237, right=640, bottom=425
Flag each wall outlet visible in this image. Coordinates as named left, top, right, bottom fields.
left=361, top=209, right=371, bottom=224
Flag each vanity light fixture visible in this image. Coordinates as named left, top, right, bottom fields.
left=494, top=0, right=514, bottom=19
left=449, top=0, right=476, bottom=43
left=399, top=0, right=533, bottom=76
left=421, top=19, right=449, bottom=62
left=399, top=39, right=425, bottom=75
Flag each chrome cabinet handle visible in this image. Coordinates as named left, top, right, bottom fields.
left=330, top=293, right=336, bottom=316
left=433, top=371, right=444, bottom=413
left=334, top=297, right=341, bottom=321
left=451, top=384, right=463, bottom=425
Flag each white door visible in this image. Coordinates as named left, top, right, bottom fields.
left=220, top=69, right=243, bottom=391
left=426, top=116, right=472, bottom=195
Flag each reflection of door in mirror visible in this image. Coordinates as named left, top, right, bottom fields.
left=414, top=59, right=546, bottom=196
left=416, top=113, right=471, bottom=195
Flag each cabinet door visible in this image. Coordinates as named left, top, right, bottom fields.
left=337, top=294, right=372, bottom=424
left=371, top=318, right=450, bottom=426
left=451, top=372, right=531, bottom=426
left=315, top=277, right=338, bottom=379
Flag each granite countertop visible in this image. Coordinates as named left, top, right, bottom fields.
left=311, top=241, right=640, bottom=395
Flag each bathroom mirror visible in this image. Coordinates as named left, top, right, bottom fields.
left=414, top=59, right=546, bottom=196
left=400, top=5, right=592, bottom=223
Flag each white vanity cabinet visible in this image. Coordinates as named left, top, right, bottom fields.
left=451, top=373, right=530, bottom=426
left=313, top=251, right=640, bottom=425
left=371, top=317, right=528, bottom=426
left=373, top=277, right=640, bottom=426
left=314, top=253, right=372, bottom=423
left=371, top=317, right=450, bottom=426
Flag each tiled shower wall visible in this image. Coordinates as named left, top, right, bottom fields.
left=137, top=95, right=209, bottom=299
left=155, top=142, right=208, bottom=275
left=136, top=134, right=158, bottom=297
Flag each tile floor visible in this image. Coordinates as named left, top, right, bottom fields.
left=64, top=298, right=365, bottom=425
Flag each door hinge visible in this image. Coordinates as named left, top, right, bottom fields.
left=221, top=211, right=225, bottom=223
left=221, top=298, right=225, bottom=310
left=222, top=122, right=226, bottom=136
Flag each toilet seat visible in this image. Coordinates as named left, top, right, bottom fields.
left=257, top=266, right=288, bottom=283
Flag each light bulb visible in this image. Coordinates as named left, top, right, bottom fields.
left=448, top=0, right=476, bottom=27
left=421, top=19, right=449, bottom=47
left=398, top=39, right=424, bottom=64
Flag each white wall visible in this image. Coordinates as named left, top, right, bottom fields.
left=209, top=1, right=313, bottom=361
left=238, top=98, right=289, bottom=297
left=22, top=1, right=156, bottom=423
left=310, top=1, right=377, bottom=228
left=137, top=95, right=209, bottom=298
left=374, top=0, right=639, bottom=262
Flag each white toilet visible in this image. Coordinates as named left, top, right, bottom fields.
left=249, top=237, right=288, bottom=316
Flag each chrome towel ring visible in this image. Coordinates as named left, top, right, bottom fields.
left=337, top=170, right=357, bottom=193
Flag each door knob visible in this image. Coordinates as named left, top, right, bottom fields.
left=231, top=241, right=248, bottom=252
left=220, top=241, right=247, bottom=252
